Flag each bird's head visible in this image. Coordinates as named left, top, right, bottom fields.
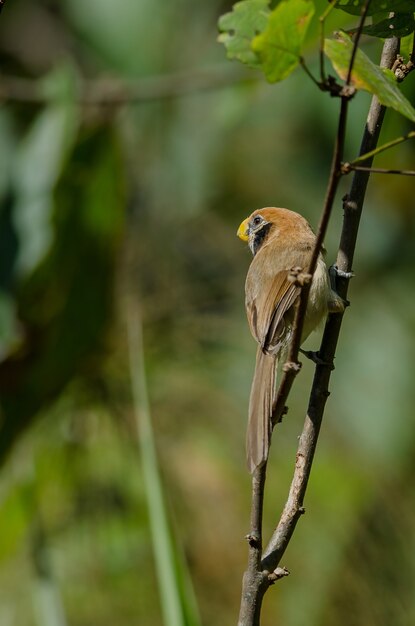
left=237, top=209, right=275, bottom=255
left=237, top=207, right=310, bottom=256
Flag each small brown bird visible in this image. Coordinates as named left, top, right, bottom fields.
left=237, top=207, right=343, bottom=473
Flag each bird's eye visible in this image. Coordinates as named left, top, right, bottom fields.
left=253, top=216, right=262, bottom=226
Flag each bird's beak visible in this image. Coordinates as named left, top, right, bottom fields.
left=237, top=218, right=250, bottom=242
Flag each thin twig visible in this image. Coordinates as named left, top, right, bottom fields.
left=343, top=164, right=415, bottom=176
left=345, top=0, right=372, bottom=85
left=349, top=130, right=415, bottom=165
left=299, top=57, right=321, bottom=88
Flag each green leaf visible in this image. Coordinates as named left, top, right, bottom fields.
left=217, top=0, right=270, bottom=68
left=324, top=32, right=415, bottom=123
left=335, top=0, right=415, bottom=16
left=400, top=32, right=415, bottom=60
left=252, top=0, right=315, bottom=82
left=360, top=12, right=415, bottom=38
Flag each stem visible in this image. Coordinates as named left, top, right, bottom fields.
left=299, top=57, right=321, bottom=88
left=345, top=0, right=372, bottom=85
left=337, top=37, right=399, bottom=274
left=344, top=164, right=415, bottom=176
left=349, top=130, right=415, bottom=165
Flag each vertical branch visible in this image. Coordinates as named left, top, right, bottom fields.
left=238, top=10, right=399, bottom=626
left=338, top=37, right=399, bottom=277
left=261, top=36, right=399, bottom=575
left=238, top=467, right=268, bottom=626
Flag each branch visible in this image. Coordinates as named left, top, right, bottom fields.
left=238, top=7, right=400, bottom=626
left=343, top=164, right=415, bottom=176
left=238, top=3, right=375, bottom=624
left=239, top=84, right=352, bottom=626
left=0, top=65, right=255, bottom=105
left=262, top=34, right=400, bottom=577
left=348, top=130, right=415, bottom=165
left=0, top=0, right=7, bottom=14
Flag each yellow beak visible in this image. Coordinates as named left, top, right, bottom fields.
left=237, top=218, right=250, bottom=242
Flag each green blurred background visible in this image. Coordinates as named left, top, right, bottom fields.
left=0, top=1, right=415, bottom=625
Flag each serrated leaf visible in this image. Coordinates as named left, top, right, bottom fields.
left=325, top=32, right=415, bottom=123
left=252, top=0, right=315, bottom=83
left=217, top=0, right=270, bottom=68
left=360, top=12, right=415, bottom=38
left=335, top=0, right=414, bottom=16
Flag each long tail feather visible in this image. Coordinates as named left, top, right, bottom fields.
left=246, top=347, right=276, bottom=473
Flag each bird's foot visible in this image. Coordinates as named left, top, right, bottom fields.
left=328, top=265, right=352, bottom=310
left=330, top=264, right=354, bottom=281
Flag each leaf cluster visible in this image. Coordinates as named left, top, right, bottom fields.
left=218, top=0, right=415, bottom=121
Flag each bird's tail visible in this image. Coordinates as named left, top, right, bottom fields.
left=246, top=347, right=276, bottom=473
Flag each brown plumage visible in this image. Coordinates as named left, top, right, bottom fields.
left=237, top=207, right=343, bottom=473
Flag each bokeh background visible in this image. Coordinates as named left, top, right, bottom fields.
left=0, top=1, right=415, bottom=625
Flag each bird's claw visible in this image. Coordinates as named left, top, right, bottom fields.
left=328, top=265, right=351, bottom=309
left=329, top=264, right=354, bottom=281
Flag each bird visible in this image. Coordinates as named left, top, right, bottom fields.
left=237, top=207, right=344, bottom=473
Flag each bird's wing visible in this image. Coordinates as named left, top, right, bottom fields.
left=264, top=273, right=300, bottom=353
left=247, top=270, right=300, bottom=354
